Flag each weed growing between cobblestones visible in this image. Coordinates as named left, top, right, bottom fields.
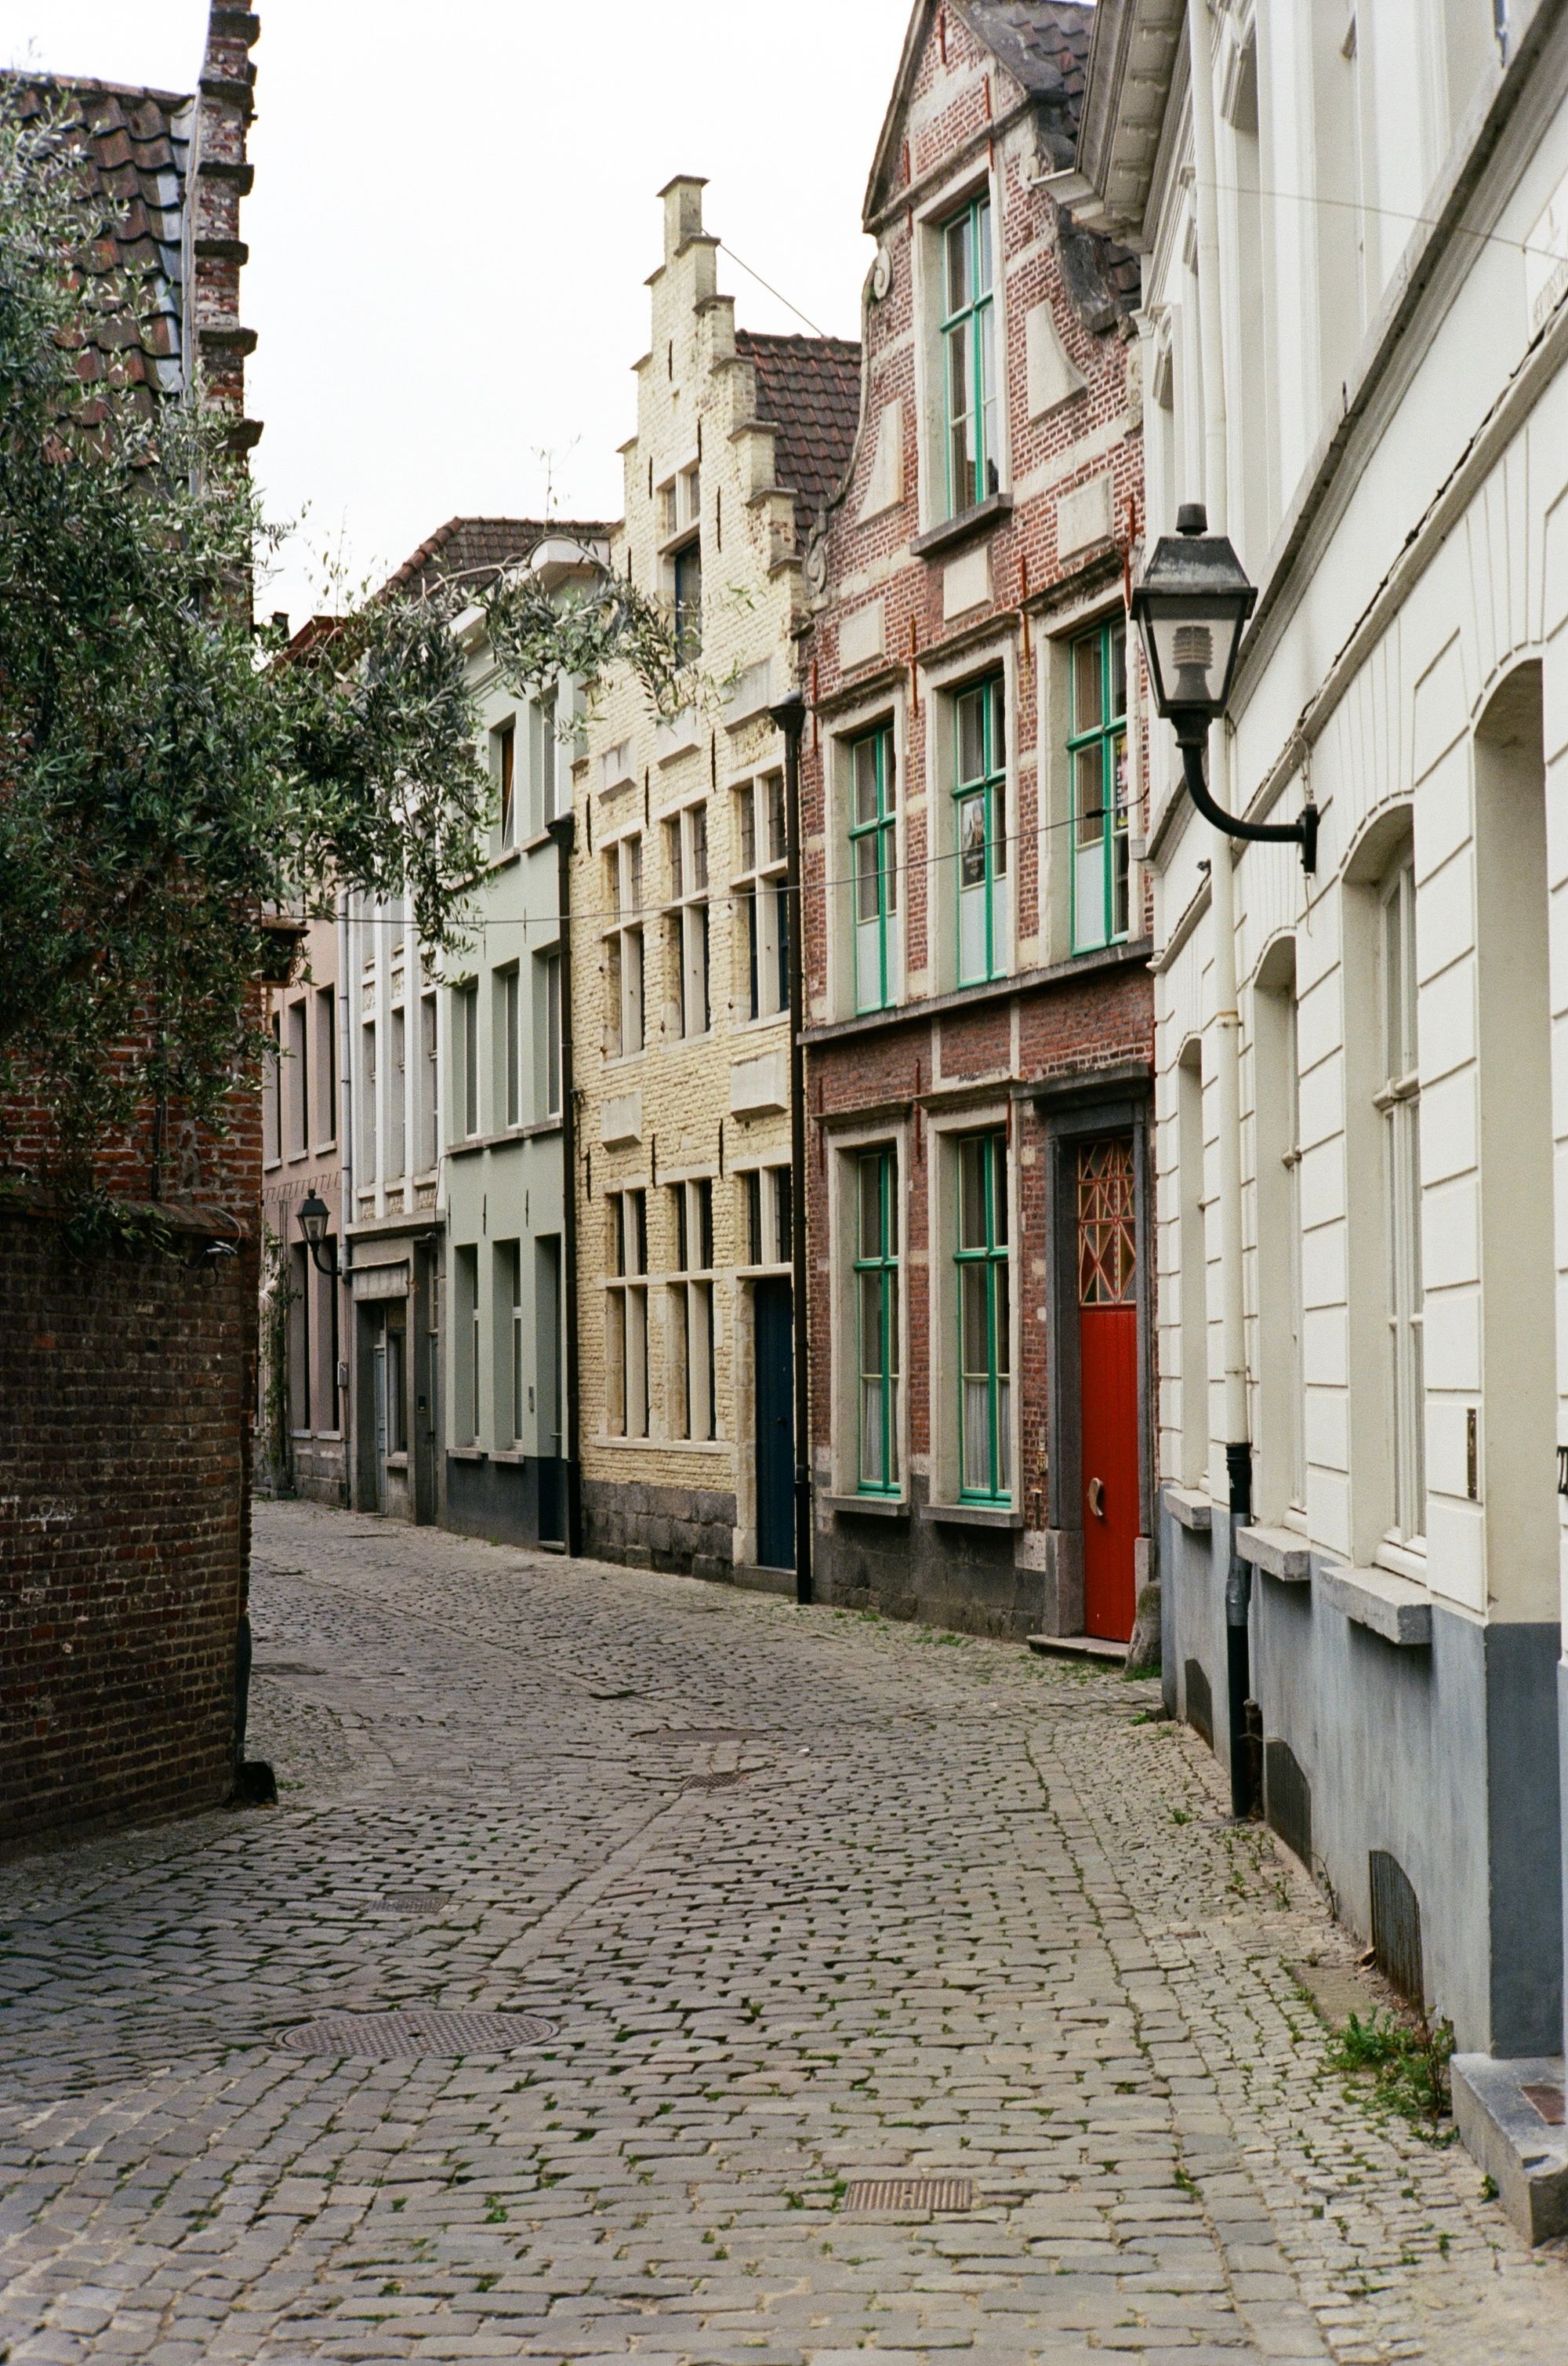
left=1330, top=2008, right=1457, bottom=2135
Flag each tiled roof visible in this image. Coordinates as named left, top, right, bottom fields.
left=958, top=2, right=1091, bottom=162
left=382, top=516, right=615, bottom=605
left=736, top=332, right=863, bottom=528
left=5, top=75, right=194, bottom=415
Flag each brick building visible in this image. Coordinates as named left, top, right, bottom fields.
left=571, top=180, right=858, bottom=1584
left=797, top=0, right=1154, bottom=1645
left=0, top=7, right=267, bottom=1851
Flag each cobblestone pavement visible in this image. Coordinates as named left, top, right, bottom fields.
left=3, top=1503, right=1566, bottom=2366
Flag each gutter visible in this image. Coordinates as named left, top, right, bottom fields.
left=771, top=689, right=813, bottom=1608
left=549, top=811, right=584, bottom=1559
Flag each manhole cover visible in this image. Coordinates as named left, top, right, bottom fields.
left=842, top=2175, right=973, bottom=2213
left=281, top=2009, right=556, bottom=2059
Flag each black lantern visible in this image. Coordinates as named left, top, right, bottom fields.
left=1131, top=503, right=1316, bottom=873
left=1131, top=503, right=1256, bottom=740
left=296, top=1190, right=338, bottom=1277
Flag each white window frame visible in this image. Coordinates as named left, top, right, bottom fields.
left=667, top=1176, right=717, bottom=1442
left=1377, top=851, right=1425, bottom=1554
left=604, top=1187, right=649, bottom=1440
left=733, top=771, right=789, bottom=1024
left=665, top=798, right=710, bottom=1040
left=602, top=830, right=644, bottom=1059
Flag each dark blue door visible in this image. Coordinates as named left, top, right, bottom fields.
left=754, top=1277, right=794, bottom=1571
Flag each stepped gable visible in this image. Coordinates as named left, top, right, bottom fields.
left=735, top=331, right=863, bottom=529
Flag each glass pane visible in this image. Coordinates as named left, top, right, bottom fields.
left=992, top=781, right=1007, bottom=878
left=739, top=784, right=756, bottom=873
left=888, top=1375, right=900, bottom=1481
left=1109, top=623, right=1127, bottom=721
left=975, top=197, right=993, bottom=295
left=668, top=818, right=682, bottom=899
left=691, top=804, right=708, bottom=891
left=766, top=773, right=786, bottom=863
left=963, top=1379, right=990, bottom=1494
left=961, top=1262, right=989, bottom=1378
left=994, top=1267, right=1010, bottom=1365
left=956, top=689, right=982, bottom=786
left=947, top=322, right=974, bottom=505
left=978, top=309, right=998, bottom=496
left=861, top=1379, right=885, bottom=1486
left=675, top=1185, right=688, bottom=1274
left=1112, top=827, right=1131, bottom=939
left=959, top=794, right=986, bottom=887
left=990, top=679, right=1005, bottom=767
left=856, top=830, right=881, bottom=922
left=996, top=1378, right=1011, bottom=1492
left=887, top=1271, right=900, bottom=1374
left=883, top=817, right=898, bottom=914
left=1074, top=633, right=1102, bottom=731
left=853, top=735, right=878, bottom=827
left=1075, top=743, right=1105, bottom=847
left=959, top=1137, right=987, bottom=1248
left=946, top=211, right=971, bottom=314
left=991, top=1141, right=1007, bottom=1244
left=860, top=1267, right=884, bottom=1373
left=859, top=1154, right=883, bottom=1257
left=612, top=1195, right=626, bottom=1277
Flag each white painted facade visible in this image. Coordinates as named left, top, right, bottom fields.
left=1073, top=0, right=1568, bottom=2209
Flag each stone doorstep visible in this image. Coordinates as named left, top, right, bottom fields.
left=1026, top=1632, right=1129, bottom=1666
left=730, top=1563, right=796, bottom=1598
left=1451, top=2052, right=1568, bottom=2243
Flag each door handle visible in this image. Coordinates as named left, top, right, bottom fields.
left=1087, top=1476, right=1105, bottom=1520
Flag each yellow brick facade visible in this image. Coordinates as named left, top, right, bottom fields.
left=570, top=177, right=822, bottom=1579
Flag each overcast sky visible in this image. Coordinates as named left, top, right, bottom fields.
left=0, top=0, right=911, bottom=623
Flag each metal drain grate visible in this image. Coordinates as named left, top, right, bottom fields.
left=842, top=2175, right=973, bottom=2213
left=376, top=1892, right=451, bottom=1915
left=637, top=1725, right=758, bottom=1743
left=684, top=1770, right=750, bottom=1792
left=281, top=2009, right=556, bottom=2059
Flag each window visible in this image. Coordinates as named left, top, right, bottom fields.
left=606, top=1190, right=649, bottom=1437
left=387, top=1005, right=406, bottom=1180
left=742, top=1164, right=792, bottom=1267
left=495, top=717, right=517, bottom=849
left=454, top=981, right=479, bottom=1139
left=672, top=538, right=702, bottom=662
left=942, top=192, right=998, bottom=516
left=418, top=991, right=438, bottom=1171
left=953, top=676, right=1008, bottom=984
left=855, top=1148, right=900, bottom=1492
left=1069, top=622, right=1131, bottom=953
left=289, top=1242, right=311, bottom=1430
left=500, top=965, right=521, bottom=1129
left=360, top=1020, right=377, bottom=1184
left=314, top=985, right=336, bottom=1147
left=454, top=1245, right=480, bottom=1443
left=604, top=835, right=644, bottom=1056
left=285, top=998, right=308, bottom=1158
left=529, top=689, right=558, bottom=833
left=667, top=802, right=710, bottom=1038
left=849, top=723, right=898, bottom=1012
left=956, top=1132, right=1011, bottom=1500
left=263, top=1011, right=281, bottom=1166
left=505, top=1239, right=524, bottom=1445
left=1379, top=854, right=1424, bottom=1542
left=325, top=1251, right=341, bottom=1432
left=536, top=947, right=562, bottom=1119
left=736, top=772, right=789, bottom=1021
left=670, top=1178, right=716, bottom=1441
left=387, top=1322, right=408, bottom=1454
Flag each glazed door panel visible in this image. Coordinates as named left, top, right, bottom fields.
left=753, top=1277, right=795, bottom=1572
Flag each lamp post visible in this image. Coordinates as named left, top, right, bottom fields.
left=1131, top=504, right=1316, bottom=874
left=1132, top=503, right=1314, bottom=1820
left=296, top=1190, right=339, bottom=1279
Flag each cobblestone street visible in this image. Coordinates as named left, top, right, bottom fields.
left=3, top=1503, right=1566, bottom=2365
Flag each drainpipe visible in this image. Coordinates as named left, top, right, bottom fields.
left=770, top=689, right=813, bottom=1607
left=336, top=894, right=358, bottom=1506
left=1189, top=0, right=1258, bottom=1816
left=550, top=809, right=583, bottom=1558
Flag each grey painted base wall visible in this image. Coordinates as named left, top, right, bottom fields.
left=582, top=1477, right=735, bottom=1579
left=815, top=1476, right=1042, bottom=1640
left=445, top=1454, right=557, bottom=1549
left=1162, top=1488, right=1563, bottom=2057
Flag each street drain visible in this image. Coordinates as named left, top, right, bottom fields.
left=637, top=1725, right=758, bottom=1743
left=842, top=2175, right=973, bottom=2213
left=281, top=2009, right=556, bottom=2059
left=376, top=1892, right=451, bottom=1914
left=684, top=1770, right=751, bottom=1792
left=260, top=1663, right=325, bottom=1677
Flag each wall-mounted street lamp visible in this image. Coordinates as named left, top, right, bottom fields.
left=296, top=1190, right=339, bottom=1278
left=1132, top=503, right=1316, bottom=874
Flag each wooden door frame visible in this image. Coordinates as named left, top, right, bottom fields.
left=1031, top=1070, right=1153, bottom=1627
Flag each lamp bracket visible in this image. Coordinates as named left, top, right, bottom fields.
left=1181, top=740, right=1317, bottom=875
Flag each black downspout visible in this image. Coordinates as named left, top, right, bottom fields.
left=549, top=811, right=583, bottom=1558
left=770, top=690, right=812, bottom=1607
left=1225, top=1441, right=1259, bottom=1818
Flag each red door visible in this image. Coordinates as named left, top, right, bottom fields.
left=1077, top=1137, right=1140, bottom=1641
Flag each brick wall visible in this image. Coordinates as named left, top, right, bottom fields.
left=0, top=1207, right=257, bottom=1853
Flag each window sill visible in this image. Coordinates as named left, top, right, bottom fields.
left=1164, top=1485, right=1213, bottom=1534
left=489, top=1448, right=532, bottom=1465
left=909, top=490, right=1014, bottom=560
left=1236, top=1523, right=1311, bottom=1583
left=447, top=1446, right=487, bottom=1463
left=1316, top=1559, right=1432, bottom=1647
left=921, top=1500, right=1023, bottom=1531
left=488, top=845, right=523, bottom=873
left=807, top=939, right=1154, bottom=1045
left=521, top=826, right=560, bottom=855
left=824, top=1492, right=909, bottom=1521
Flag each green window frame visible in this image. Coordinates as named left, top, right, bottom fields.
left=956, top=1132, right=1011, bottom=1502
left=849, top=723, right=898, bottom=1012
left=1068, top=620, right=1130, bottom=954
left=854, top=1148, right=900, bottom=1493
left=953, top=675, right=1007, bottom=985
left=942, top=193, right=998, bottom=518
